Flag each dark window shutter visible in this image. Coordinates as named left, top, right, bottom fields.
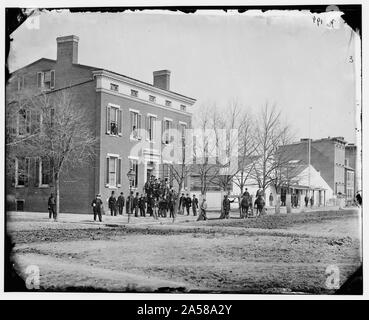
left=106, top=106, right=110, bottom=134
left=106, top=157, right=109, bottom=185
left=24, top=158, right=30, bottom=187
left=34, top=158, right=39, bottom=187
left=37, top=72, right=42, bottom=88
left=50, top=70, right=55, bottom=89
left=118, top=109, right=122, bottom=135
left=117, top=158, right=122, bottom=185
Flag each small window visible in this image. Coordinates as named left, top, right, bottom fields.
left=180, top=105, right=186, bottom=111
left=106, top=105, right=122, bottom=136
left=17, top=76, right=25, bottom=92
left=18, top=109, right=31, bottom=136
left=129, top=159, right=138, bottom=188
left=110, top=83, right=119, bottom=92
left=131, top=89, right=138, bottom=97
left=15, top=157, right=30, bottom=187
left=130, top=111, right=142, bottom=139
left=147, top=116, right=156, bottom=141
left=163, top=119, right=172, bottom=144
left=165, top=100, right=172, bottom=107
left=40, top=157, right=51, bottom=186
left=37, top=70, right=54, bottom=91
left=149, top=95, right=156, bottom=103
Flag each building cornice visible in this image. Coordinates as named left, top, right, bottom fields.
left=93, top=69, right=196, bottom=105
left=97, top=87, right=193, bottom=117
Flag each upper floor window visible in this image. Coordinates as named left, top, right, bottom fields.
left=40, top=157, right=51, bottom=186
left=131, top=89, right=138, bottom=98
left=180, top=123, right=187, bottom=145
left=130, top=111, right=142, bottom=140
left=106, top=104, right=122, bottom=136
left=37, top=70, right=55, bottom=91
left=129, top=159, right=138, bottom=188
left=15, top=157, right=30, bottom=187
left=18, top=109, right=31, bottom=136
left=149, top=95, right=156, bottom=103
left=162, top=119, right=173, bottom=144
left=180, top=105, right=186, bottom=112
left=147, top=115, right=156, bottom=141
left=165, top=100, right=172, bottom=107
left=110, top=83, right=119, bottom=92
left=17, top=76, right=25, bottom=92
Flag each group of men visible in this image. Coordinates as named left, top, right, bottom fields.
left=90, top=175, right=202, bottom=222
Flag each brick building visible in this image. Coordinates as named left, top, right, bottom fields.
left=278, top=136, right=358, bottom=201
left=6, top=35, right=196, bottom=213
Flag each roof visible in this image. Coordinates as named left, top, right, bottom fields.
left=10, top=59, right=196, bottom=102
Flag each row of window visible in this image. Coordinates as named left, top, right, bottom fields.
left=13, top=157, right=51, bottom=188
left=15, top=70, right=55, bottom=92
left=10, top=108, right=54, bottom=137
left=109, top=82, right=187, bottom=111
left=106, top=105, right=187, bottom=144
left=105, top=156, right=177, bottom=189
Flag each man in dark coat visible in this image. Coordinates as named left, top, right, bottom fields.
left=126, top=191, right=135, bottom=215
left=147, top=194, right=154, bottom=216
left=192, top=194, right=199, bottom=216
left=185, top=193, right=192, bottom=216
left=356, top=191, right=362, bottom=206
left=48, top=193, right=56, bottom=220
left=138, top=194, right=146, bottom=217
left=91, top=194, right=103, bottom=222
left=305, top=194, right=309, bottom=207
left=133, top=192, right=140, bottom=217
left=108, top=191, right=117, bottom=216
left=221, top=195, right=235, bottom=219
left=310, top=196, right=314, bottom=208
left=117, top=192, right=125, bottom=215
left=178, top=193, right=185, bottom=214
left=168, top=191, right=176, bottom=219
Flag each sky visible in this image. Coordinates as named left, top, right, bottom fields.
left=8, top=9, right=359, bottom=144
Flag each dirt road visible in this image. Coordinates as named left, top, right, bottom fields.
left=7, top=209, right=361, bottom=294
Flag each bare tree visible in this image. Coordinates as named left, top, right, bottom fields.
left=6, top=89, right=97, bottom=216
left=250, top=103, right=295, bottom=193
left=191, top=104, right=220, bottom=197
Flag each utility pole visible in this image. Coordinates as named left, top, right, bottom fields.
left=308, top=107, right=312, bottom=197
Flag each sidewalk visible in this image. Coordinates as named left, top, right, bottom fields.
left=7, top=204, right=350, bottom=230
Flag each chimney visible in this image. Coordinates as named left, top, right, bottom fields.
left=153, top=70, right=171, bottom=90
left=56, top=35, right=79, bottom=65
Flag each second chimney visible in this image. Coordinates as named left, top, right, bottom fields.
left=56, top=35, right=79, bottom=65
left=153, top=70, right=171, bottom=91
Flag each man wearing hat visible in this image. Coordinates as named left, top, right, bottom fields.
left=91, top=194, right=103, bottom=222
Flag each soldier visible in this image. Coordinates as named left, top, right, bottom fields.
left=168, top=190, right=177, bottom=219
left=241, top=194, right=249, bottom=218
left=117, top=192, right=125, bottom=215
left=305, top=194, right=309, bottom=207
left=197, top=198, right=208, bottom=221
left=192, top=194, right=199, bottom=216
left=139, top=194, right=146, bottom=217
left=221, top=194, right=235, bottom=219
left=126, top=191, right=135, bottom=216
left=48, top=193, right=56, bottom=221
left=158, top=196, right=167, bottom=218
left=133, top=192, right=140, bottom=217
left=185, top=193, right=192, bottom=216
left=147, top=194, right=154, bottom=216
left=178, top=193, right=185, bottom=214
left=108, top=191, right=117, bottom=216
left=91, top=194, right=103, bottom=222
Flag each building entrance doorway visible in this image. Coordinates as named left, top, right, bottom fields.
left=146, top=161, right=156, bottom=181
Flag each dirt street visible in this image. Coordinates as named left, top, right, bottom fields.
left=7, top=209, right=361, bottom=294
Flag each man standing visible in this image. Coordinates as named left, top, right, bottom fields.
left=185, top=193, right=192, bottom=216
left=192, top=194, right=199, bottom=216
left=108, top=191, right=117, bottom=216
left=147, top=194, right=154, bottom=216
left=179, top=193, right=185, bottom=214
left=197, top=198, right=208, bottom=221
left=117, top=192, right=125, bottom=215
left=91, top=194, right=103, bottom=222
left=310, top=195, right=314, bottom=208
left=139, top=194, right=146, bottom=217
left=221, top=195, right=234, bottom=219
left=269, top=193, right=274, bottom=207
left=133, top=192, right=140, bottom=217
left=304, top=194, right=309, bottom=207
left=126, top=191, right=135, bottom=216
left=168, top=190, right=176, bottom=219
left=48, top=193, right=56, bottom=221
